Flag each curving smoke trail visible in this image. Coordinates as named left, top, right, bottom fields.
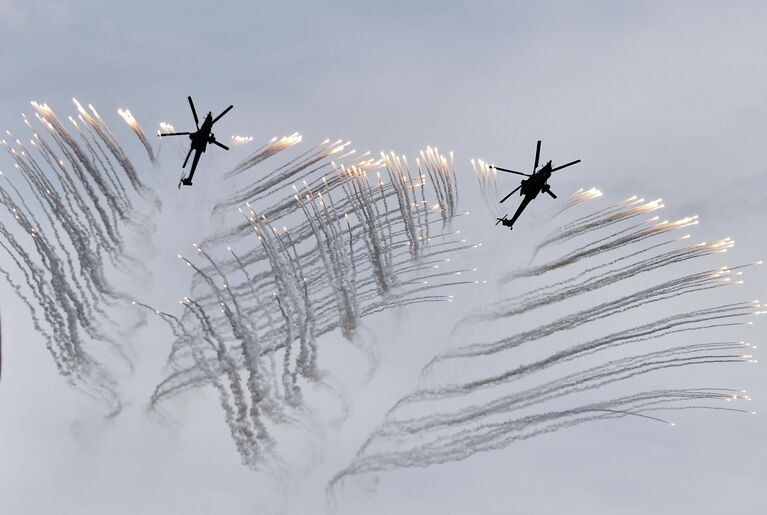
left=223, top=133, right=303, bottom=180
left=503, top=212, right=701, bottom=282
left=527, top=196, right=664, bottom=259
left=0, top=99, right=158, bottom=414
left=118, top=108, right=157, bottom=164
left=465, top=238, right=737, bottom=324
left=427, top=268, right=755, bottom=369
left=533, top=187, right=603, bottom=224
left=330, top=388, right=755, bottom=488
left=471, top=158, right=502, bottom=218
left=142, top=137, right=478, bottom=467
left=329, top=192, right=762, bottom=498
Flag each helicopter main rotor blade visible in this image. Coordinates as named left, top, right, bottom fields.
left=534, top=140, right=541, bottom=171
left=182, top=147, right=194, bottom=168
left=551, top=159, right=581, bottom=172
left=491, top=165, right=530, bottom=177
left=188, top=96, right=200, bottom=129
left=212, top=105, right=234, bottom=124
left=499, top=184, right=522, bottom=203
left=211, top=139, right=230, bottom=151
left=159, top=132, right=191, bottom=137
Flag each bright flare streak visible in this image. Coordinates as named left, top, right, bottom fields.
left=230, top=135, right=254, bottom=146
left=117, top=108, right=138, bottom=128
left=158, top=122, right=175, bottom=136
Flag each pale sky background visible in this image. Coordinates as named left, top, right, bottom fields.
left=0, top=1, right=765, bottom=514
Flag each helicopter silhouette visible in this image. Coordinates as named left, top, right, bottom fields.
left=160, top=96, right=233, bottom=188
left=492, top=140, right=580, bottom=230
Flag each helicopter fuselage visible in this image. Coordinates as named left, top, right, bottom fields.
left=189, top=113, right=214, bottom=153
left=519, top=161, right=553, bottom=198
left=494, top=140, right=579, bottom=230
left=159, top=96, right=233, bottom=188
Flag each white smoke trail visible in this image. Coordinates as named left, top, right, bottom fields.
left=145, top=138, right=477, bottom=467
left=0, top=99, right=158, bottom=413
left=329, top=192, right=761, bottom=499
left=117, top=108, right=157, bottom=164
left=471, top=158, right=502, bottom=218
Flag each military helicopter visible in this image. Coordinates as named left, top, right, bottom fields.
left=492, top=140, right=580, bottom=230
left=159, top=96, right=233, bottom=188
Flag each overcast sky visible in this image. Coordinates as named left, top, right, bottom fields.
left=0, top=1, right=765, bottom=514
